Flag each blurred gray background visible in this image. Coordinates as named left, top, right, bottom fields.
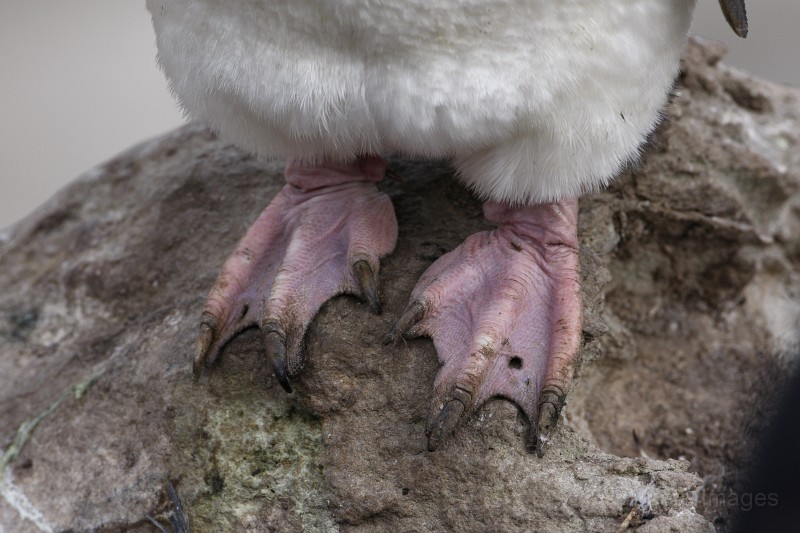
left=1, top=1, right=798, bottom=230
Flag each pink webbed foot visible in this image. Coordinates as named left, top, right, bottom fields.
left=387, top=199, right=581, bottom=454
left=196, top=156, right=397, bottom=391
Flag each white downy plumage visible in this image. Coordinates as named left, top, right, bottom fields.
left=147, top=0, right=695, bottom=204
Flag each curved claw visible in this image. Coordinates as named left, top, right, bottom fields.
left=264, top=324, right=292, bottom=393
left=382, top=301, right=425, bottom=345
left=426, top=387, right=472, bottom=451
left=399, top=199, right=581, bottom=453
left=531, top=386, right=566, bottom=457
left=194, top=318, right=216, bottom=379
left=427, top=401, right=465, bottom=451
left=353, top=259, right=382, bottom=314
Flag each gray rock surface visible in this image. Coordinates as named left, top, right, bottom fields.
left=1, top=38, right=798, bottom=532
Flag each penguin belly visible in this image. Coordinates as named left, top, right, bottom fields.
left=148, top=0, right=695, bottom=203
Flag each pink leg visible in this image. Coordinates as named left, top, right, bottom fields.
left=196, top=156, right=397, bottom=391
left=387, top=199, right=581, bottom=454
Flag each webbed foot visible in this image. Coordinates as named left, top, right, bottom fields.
left=388, top=199, right=581, bottom=454
left=195, top=157, right=398, bottom=391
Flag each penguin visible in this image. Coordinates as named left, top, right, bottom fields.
left=146, top=0, right=747, bottom=452
left=732, top=366, right=800, bottom=533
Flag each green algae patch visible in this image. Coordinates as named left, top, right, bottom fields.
left=168, top=369, right=337, bottom=532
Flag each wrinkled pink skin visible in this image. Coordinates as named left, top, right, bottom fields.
left=197, top=155, right=581, bottom=452
left=403, top=200, right=581, bottom=452
left=195, top=157, right=397, bottom=388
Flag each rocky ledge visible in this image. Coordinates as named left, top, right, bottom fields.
left=1, top=39, right=799, bottom=532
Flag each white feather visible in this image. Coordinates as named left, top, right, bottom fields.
left=146, top=0, right=696, bottom=204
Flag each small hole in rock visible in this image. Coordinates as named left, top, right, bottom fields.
left=402, top=488, right=410, bottom=495
left=240, top=305, right=249, bottom=319
left=509, top=357, right=523, bottom=369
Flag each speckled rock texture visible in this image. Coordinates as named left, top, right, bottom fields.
left=1, top=39, right=798, bottom=532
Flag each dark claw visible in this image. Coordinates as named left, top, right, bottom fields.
left=526, top=417, right=540, bottom=456
left=533, top=402, right=558, bottom=458
left=383, top=301, right=425, bottom=345
left=194, top=319, right=216, bottom=379
left=533, top=387, right=565, bottom=457
left=264, top=326, right=292, bottom=393
left=353, top=259, right=382, bottom=314
left=427, top=400, right=464, bottom=451
left=426, top=387, right=472, bottom=451
left=271, top=356, right=292, bottom=393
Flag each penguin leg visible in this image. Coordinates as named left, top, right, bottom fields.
left=195, top=156, right=398, bottom=391
left=386, top=199, right=581, bottom=454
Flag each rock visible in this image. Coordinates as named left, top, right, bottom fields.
left=1, top=38, right=798, bottom=532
